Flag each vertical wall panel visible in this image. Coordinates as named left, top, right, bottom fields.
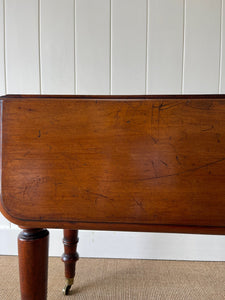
left=5, top=0, right=40, bottom=94
left=111, top=0, right=147, bottom=94
left=40, top=0, right=75, bottom=94
left=0, top=0, right=5, bottom=95
left=221, top=0, right=225, bottom=93
left=183, top=0, right=221, bottom=93
left=0, top=0, right=10, bottom=229
left=76, top=0, right=110, bottom=94
left=0, top=0, right=8, bottom=226
left=148, top=0, right=183, bottom=94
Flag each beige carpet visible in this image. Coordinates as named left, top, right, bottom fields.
left=0, top=256, right=225, bottom=300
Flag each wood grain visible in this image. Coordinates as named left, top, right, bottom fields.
left=1, top=95, right=225, bottom=234
left=18, top=228, right=49, bottom=300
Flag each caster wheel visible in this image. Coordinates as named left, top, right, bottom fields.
left=63, top=284, right=71, bottom=295
left=62, top=278, right=74, bottom=295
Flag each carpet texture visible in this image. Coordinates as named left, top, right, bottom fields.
left=0, top=256, right=224, bottom=299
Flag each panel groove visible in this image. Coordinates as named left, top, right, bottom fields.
left=219, top=0, right=224, bottom=93
left=38, top=0, right=42, bottom=94
left=145, top=0, right=149, bottom=94
left=73, top=0, right=76, bottom=94
left=222, top=0, right=225, bottom=92
left=110, top=0, right=113, bottom=94
left=109, top=0, right=112, bottom=95
left=74, top=0, right=77, bottom=94
left=181, top=0, right=186, bottom=94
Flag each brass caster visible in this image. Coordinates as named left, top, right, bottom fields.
left=63, top=284, right=71, bottom=295
left=63, top=278, right=74, bottom=296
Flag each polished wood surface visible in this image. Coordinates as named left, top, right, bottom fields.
left=1, top=95, right=225, bottom=234
left=18, top=228, right=49, bottom=300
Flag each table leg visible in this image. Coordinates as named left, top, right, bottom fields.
left=18, top=228, right=49, bottom=300
left=61, top=229, right=79, bottom=295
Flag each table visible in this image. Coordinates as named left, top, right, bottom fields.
left=1, top=94, right=225, bottom=299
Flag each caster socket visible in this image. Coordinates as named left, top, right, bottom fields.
left=63, top=278, right=74, bottom=295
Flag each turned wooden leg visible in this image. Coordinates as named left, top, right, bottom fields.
left=18, top=228, right=49, bottom=300
left=61, top=229, right=79, bottom=295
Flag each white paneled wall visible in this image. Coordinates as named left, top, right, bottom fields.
left=221, top=0, right=225, bottom=92
left=5, top=0, right=40, bottom=93
left=1, top=0, right=225, bottom=259
left=0, top=0, right=8, bottom=228
left=111, top=0, right=147, bottom=94
left=76, top=0, right=110, bottom=94
left=183, top=0, right=222, bottom=93
left=0, top=0, right=5, bottom=95
left=40, top=0, right=75, bottom=94
left=148, top=0, right=184, bottom=94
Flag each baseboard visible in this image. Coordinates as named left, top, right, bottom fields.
left=0, top=228, right=225, bottom=261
